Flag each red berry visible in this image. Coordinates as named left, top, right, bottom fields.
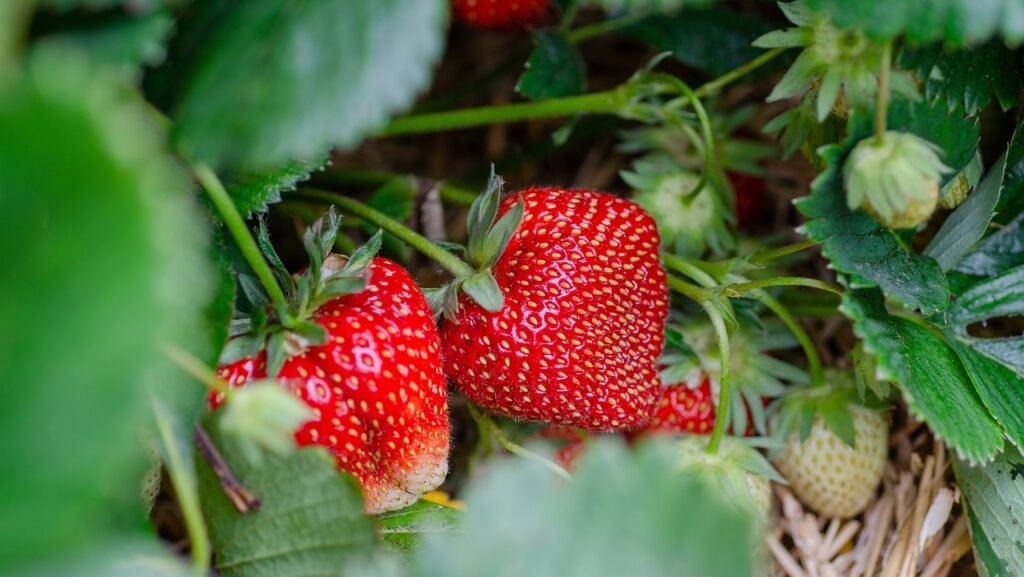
left=213, top=258, right=450, bottom=514
left=645, top=377, right=716, bottom=435
left=451, top=0, right=549, bottom=30
left=443, top=188, right=669, bottom=431
left=728, top=171, right=765, bottom=230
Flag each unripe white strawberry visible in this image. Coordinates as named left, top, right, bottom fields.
left=674, top=435, right=778, bottom=519
left=773, top=405, right=888, bottom=518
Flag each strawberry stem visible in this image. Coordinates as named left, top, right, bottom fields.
left=468, top=404, right=572, bottom=481
left=297, top=188, right=478, bottom=279
left=754, top=292, right=826, bottom=388
left=376, top=47, right=787, bottom=137
left=194, top=163, right=291, bottom=315
left=747, top=239, right=818, bottom=265
left=702, top=304, right=732, bottom=455
left=162, top=343, right=232, bottom=397
left=723, top=277, right=843, bottom=297
left=311, top=168, right=480, bottom=207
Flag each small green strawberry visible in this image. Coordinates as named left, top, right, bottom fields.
left=844, top=131, right=951, bottom=229
left=771, top=378, right=889, bottom=518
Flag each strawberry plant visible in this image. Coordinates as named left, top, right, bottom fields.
left=4, top=1, right=1024, bottom=576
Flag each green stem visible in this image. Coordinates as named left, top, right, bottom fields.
left=875, top=40, right=892, bottom=144
left=297, top=188, right=477, bottom=278
left=703, top=304, right=732, bottom=455
left=195, top=164, right=290, bottom=314
left=559, top=0, right=580, bottom=32
left=376, top=88, right=631, bottom=137
left=163, top=343, right=231, bottom=396
left=723, top=277, right=843, bottom=297
left=312, top=168, right=479, bottom=206
left=468, top=404, right=571, bottom=480
left=151, top=397, right=210, bottom=575
left=755, top=292, right=825, bottom=388
left=692, top=47, right=786, bottom=98
left=747, top=239, right=817, bottom=266
left=662, top=253, right=718, bottom=288
left=666, top=275, right=709, bottom=304
left=567, top=11, right=648, bottom=43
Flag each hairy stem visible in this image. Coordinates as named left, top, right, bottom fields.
left=747, top=239, right=817, bottom=265
left=666, top=275, right=709, bottom=304
left=724, top=277, right=843, bottom=297
left=703, top=305, right=732, bottom=455
left=297, top=188, right=477, bottom=278
left=875, top=40, right=893, bottom=144
left=693, top=47, right=786, bottom=98
left=755, top=292, right=825, bottom=388
left=662, top=253, right=718, bottom=288
left=195, top=164, right=290, bottom=313
left=468, top=404, right=571, bottom=480
left=567, top=10, right=648, bottom=43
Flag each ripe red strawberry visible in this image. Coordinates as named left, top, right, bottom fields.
left=214, top=256, right=450, bottom=514
left=728, top=171, right=765, bottom=230
left=645, top=377, right=716, bottom=435
left=442, top=187, right=669, bottom=431
left=451, top=0, right=549, bottom=30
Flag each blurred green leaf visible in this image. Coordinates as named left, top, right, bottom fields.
left=953, top=446, right=1024, bottom=576
left=949, top=265, right=1024, bottom=328
left=627, top=7, right=774, bottom=77
left=580, top=0, right=715, bottom=12
left=38, top=10, right=174, bottom=82
left=197, top=415, right=377, bottom=577
left=843, top=290, right=1003, bottom=463
left=0, top=47, right=212, bottom=568
left=377, top=500, right=462, bottom=552
left=956, top=212, right=1024, bottom=277
left=170, top=0, right=448, bottom=170
left=40, top=0, right=174, bottom=11
left=14, top=541, right=194, bottom=577
left=206, top=227, right=237, bottom=366
left=224, top=153, right=329, bottom=218
left=516, top=31, right=585, bottom=100
left=901, top=41, right=1022, bottom=116
left=804, top=0, right=1024, bottom=46
left=360, top=439, right=759, bottom=577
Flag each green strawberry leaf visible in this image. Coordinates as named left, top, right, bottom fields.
left=197, top=415, right=377, bottom=577
left=516, top=31, right=586, bottom=100
left=359, top=439, right=758, bottom=577
left=224, top=153, right=329, bottom=218
left=901, top=41, right=1022, bottom=117
left=15, top=541, right=194, bottom=577
left=924, top=133, right=1013, bottom=270
left=169, top=0, right=447, bottom=170
left=842, top=290, right=1003, bottom=463
left=0, top=46, right=214, bottom=566
left=953, top=446, right=1024, bottom=577
left=480, top=197, right=524, bottom=269
left=804, top=0, right=1024, bottom=46
left=956, top=212, right=1024, bottom=277
left=949, top=264, right=1024, bottom=328
left=950, top=340, right=1024, bottom=453
left=627, top=7, right=775, bottom=77
left=376, top=500, right=463, bottom=553
left=36, top=10, right=174, bottom=82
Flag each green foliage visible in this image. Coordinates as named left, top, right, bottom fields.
left=580, top=0, right=715, bottom=12
left=223, top=153, right=329, bottom=218
left=360, top=439, right=759, bottom=577
left=953, top=446, right=1024, bottom=576
left=842, top=291, right=1003, bottom=463
left=197, top=416, right=377, bottom=577
left=517, top=31, right=586, bottom=100
left=901, top=41, right=1023, bottom=116
left=377, top=500, right=463, bottom=552
left=950, top=342, right=1024, bottom=453
left=805, top=0, right=1024, bottom=45
left=627, top=7, right=774, bottom=77
left=0, top=47, right=213, bottom=569
left=169, top=0, right=448, bottom=170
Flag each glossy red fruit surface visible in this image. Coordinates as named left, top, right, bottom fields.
left=451, top=0, right=549, bottom=30
left=214, top=258, right=450, bottom=514
left=645, top=377, right=716, bottom=435
left=443, top=187, right=669, bottom=431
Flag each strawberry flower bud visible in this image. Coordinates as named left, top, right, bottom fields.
left=843, top=131, right=951, bottom=229
left=220, top=380, right=314, bottom=465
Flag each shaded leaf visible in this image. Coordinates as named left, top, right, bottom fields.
left=805, top=0, right=1024, bottom=46
left=953, top=446, right=1024, bottom=576
left=170, top=0, right=447, bottom=170
left=950, top=340, right=1024, bottom=453
left=197, top=415, right=377, bottom=577
left=901, top=41, right=1023, bottom=116
left=516, top=31, right=585, bottom=100
left=842, top=291, right=1003, bottom=463
left=0, top=47, right=212, bottom=566
left=224, top=153, right=329, bottom=218
left=377, top=500, right=462, bottom=552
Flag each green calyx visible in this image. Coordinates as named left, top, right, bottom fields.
left=625, top=156, right=735, bottom=258
left=671, top=435, right=783, bottom=519
left=843, top=131, right=951, bottom=229
left=769, top=371, right=886, bottom=450
left=426, top=170, right=524, bottom=320
left=224, top=206, right=382, bottom=376
left=755, top=1, right=917, bottom=121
